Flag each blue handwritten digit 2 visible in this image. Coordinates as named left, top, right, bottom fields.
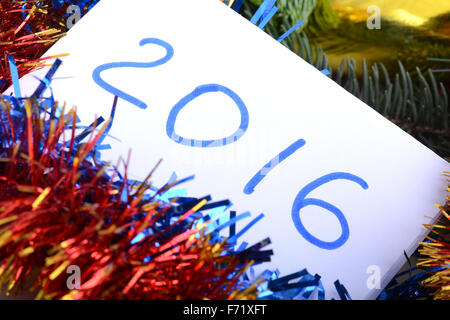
left=92, top=37, right=249, bottom=147
left=92, top=38, right=174, bottom=110
left=291, top=172, right=369, bottom=250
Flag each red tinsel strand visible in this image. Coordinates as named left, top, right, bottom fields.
left=418, top=180, right=450, bottom=300
left=0, top=1, right=69, bottom=93
left=0, top=95, right=260, bottom=300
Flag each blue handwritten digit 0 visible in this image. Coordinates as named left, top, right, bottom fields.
left=291, top=172, right=369, bottom=250
left=92, top=38, right=174, bottom=110
left=166, top=84, right=249, bottom=148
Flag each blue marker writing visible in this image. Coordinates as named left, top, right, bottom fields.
left=92, top=38, right=174, bottom=109
left=291, top=172, right=369, bottom=250
left=166, top=84, right=249, bottom=148
left=244, top=139, right=306, bottom=194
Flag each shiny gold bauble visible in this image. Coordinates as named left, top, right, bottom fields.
left=307, top=0, right=450, bottom=81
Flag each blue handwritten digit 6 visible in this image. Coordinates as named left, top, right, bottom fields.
left=291, top=172, right=369, bottom=250
left=92, top=38, right=174, bottom=110
left=166, top=84, right=249, bottom=148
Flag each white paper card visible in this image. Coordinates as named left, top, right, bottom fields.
left=7, top=0, right=449, bottom=299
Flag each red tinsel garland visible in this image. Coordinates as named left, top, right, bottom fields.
left=0, top=0, right=68, bottom=93
left=0, top=96, right=260, bottom=299
left=419, top=181, right=450, bottom=300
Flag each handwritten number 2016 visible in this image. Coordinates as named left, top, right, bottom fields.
left=92, top=37, right=369, bottom=250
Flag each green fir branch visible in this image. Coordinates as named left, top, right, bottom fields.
left=240, top=0, right=449, bottom=157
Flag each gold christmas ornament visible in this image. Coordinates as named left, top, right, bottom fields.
left=305, top=0, right=450, bottom=80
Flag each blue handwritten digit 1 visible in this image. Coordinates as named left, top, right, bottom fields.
left=92, top=38, right=174, bottom=110
left=291, top=172, right=369, bottom=250
left=166, top=84, right=249, bottom=148
left=243, top=139, right=306, bottom=194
